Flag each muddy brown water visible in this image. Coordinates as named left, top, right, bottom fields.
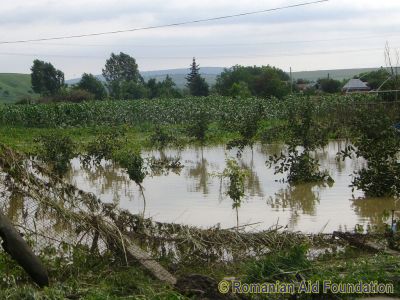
left=64, top=140, right=400, bottom=233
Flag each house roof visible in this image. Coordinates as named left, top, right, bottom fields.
left=342, top=78, right=370, bottom=91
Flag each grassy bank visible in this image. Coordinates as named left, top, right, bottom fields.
left=1, top=233, right=400, bottom=299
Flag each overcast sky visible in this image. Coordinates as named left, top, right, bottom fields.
left=1, top=0, right=400, bottom=79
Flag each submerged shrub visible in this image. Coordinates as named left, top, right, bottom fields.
left=35, top=133, right=75, bottom=175
left=149, top=126, right=177, bottom=149
left=339, top=104, right=400, bottom=197
left=218, top=158, right=249, bottom=230
left=266, top=97, right=332, bottom=184
left=83, top=127, right=127, bottom=164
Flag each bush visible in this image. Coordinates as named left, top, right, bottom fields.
left=35, top=133, right=75, bottom=175
left=37, top=89, right=95, bottom=103
left=339, top=104, right=400, bottom=197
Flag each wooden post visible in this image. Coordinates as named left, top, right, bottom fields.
left=0, top=213, right=49, bottom=287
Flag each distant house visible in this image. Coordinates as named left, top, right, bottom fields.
left=342, top=78, right=370, bottom=93
left=296, top=82, right=317, bottom=92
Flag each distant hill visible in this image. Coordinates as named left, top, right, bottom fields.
left=0, top=73, right=37, bottom=103
left=291, top=67, right=380, bottom=82
left=66, top=67, right=381, bottom=89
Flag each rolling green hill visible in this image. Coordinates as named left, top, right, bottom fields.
left=0, top=73, right=37, bottom=103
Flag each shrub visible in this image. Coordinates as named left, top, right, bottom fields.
left=35, top=133, right=75, bottom=175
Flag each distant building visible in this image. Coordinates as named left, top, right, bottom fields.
left=296, top=82, right=317, bottom=92
left=342, top=78, right=370, bottom=93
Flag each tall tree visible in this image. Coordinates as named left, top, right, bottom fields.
left=102, top=52, right=143, bottom=98
left=186, top=58, right=209, bottom=96
left=76, top=73, right=107, bottom=100
left=31, top=60, right=64, bottom=96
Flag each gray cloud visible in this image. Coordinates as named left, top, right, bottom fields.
left=0, top=0, right=400, bottom=78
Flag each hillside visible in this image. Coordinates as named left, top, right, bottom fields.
left=291, top=67, right=380, bottom=82
left=0, top=73, right=37, bottom=103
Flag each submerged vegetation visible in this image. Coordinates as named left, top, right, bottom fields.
left=339, top=104, right=400, bottom=197
left=267, top=97, right=333, bottom=184
left=35, top=133, right=76, bottom=175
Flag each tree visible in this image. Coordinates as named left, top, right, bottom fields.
left=120, top=81, right=148, bottom=100
left=158, top=75, right=181, bottom=98
left=317, top=78, right=341, bottom=93
left=228, top=81, right=252, bottom=98
left=102, top=52, right=143, bottom=98
left=146, top=75, right=181, bottom=99
left=76, top=73, right=107, bottom=100
left=214, top=65, right=290, bottom=99
left=186, top=58, right=209, bottom=96
left=31, top=60, right=64, bottom=96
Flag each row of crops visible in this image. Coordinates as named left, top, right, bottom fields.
left=0, top=94, right=388, bottom=128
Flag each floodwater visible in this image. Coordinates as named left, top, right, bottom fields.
left=65, top=141, right=400, bottom=233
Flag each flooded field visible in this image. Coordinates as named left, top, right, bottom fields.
left=65, top=140, right=400, bottom=233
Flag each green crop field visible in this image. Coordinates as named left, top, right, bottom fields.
left=0, top=94, right=379, bottom=128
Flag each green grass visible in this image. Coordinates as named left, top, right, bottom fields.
left=0, top=73, right=38, bottom=103
left=0, top=246, right=185, bottom=299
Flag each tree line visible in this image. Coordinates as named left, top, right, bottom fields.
left=29, top=53, right=210, bottom=103
left=26, top=51, right=400, bottom=103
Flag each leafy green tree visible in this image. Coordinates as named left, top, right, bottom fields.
left=31, top=60, right=64, bottom=96
left=76, top=73, right=107, bottom=99
left=120, top=80, right=148, bottom=99
left=228, top=81, right=252, bottom=98
left=186, top=58, right=209, bottom=96
left=317, top=78, right=341, bottom=93
left=102, top=52, right=143, bottom=98
left=146, top=75, right=181, bottom=99
left=146, top=78, right=158, bottom=99
left=158, top=75, right=181, bottom=98
left=214, top=65, right=290, bottom=99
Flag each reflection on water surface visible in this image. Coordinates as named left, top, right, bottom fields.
left=63, top=141, right=397, bottom=233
